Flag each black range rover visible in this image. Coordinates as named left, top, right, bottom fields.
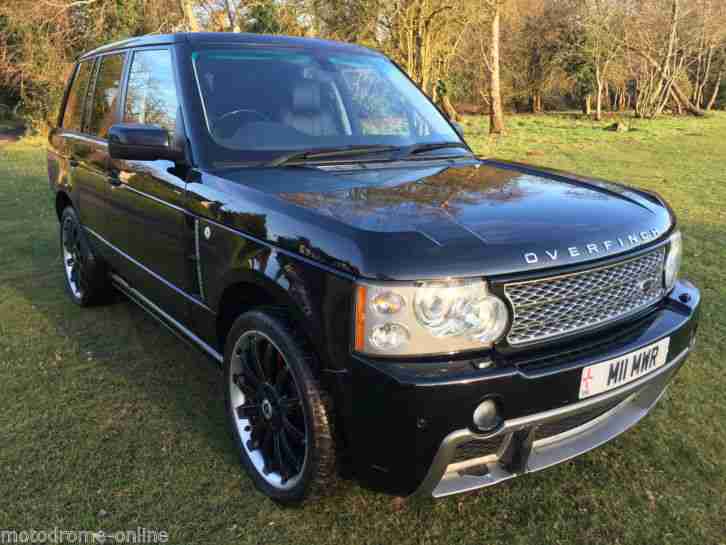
left=48, top=32, right=700, bottom=504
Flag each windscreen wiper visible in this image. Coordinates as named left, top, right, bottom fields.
left=400, top=142, right=472, bottom=158
left=266, top=145, right=400, bottom=167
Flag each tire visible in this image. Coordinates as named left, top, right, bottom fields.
left=223, top=309, right=337, bottom=505
left=59, top=206, right=111, bottom=306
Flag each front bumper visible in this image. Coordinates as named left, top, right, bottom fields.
left=418, top=344, right=689, bottom=497
left=342, top=280, right=700, bottom=497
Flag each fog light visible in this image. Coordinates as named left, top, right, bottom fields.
left=370, top=322, right=410, bottom=351
left=473, top=399, right=501, bottom=432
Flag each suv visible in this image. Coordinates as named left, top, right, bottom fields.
left=48, top=33, right=700, bottom=504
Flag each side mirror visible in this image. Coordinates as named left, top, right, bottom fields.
left=452, top=122, right=465, bottom=139
left=108, top=123, right=184, bottom=162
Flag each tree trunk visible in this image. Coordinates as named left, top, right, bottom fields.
left=180, top=0, right=200, bottom=32
left=583, top=94, right=592, bottom=116
left=488, top=3, right=505, bottom=135
left=618, top=87, right=628, bottom=111
left=671, top=88, right=684, bottom=115
left=706, top=74, right=722, bottom=111
left=604, top=81, right=610, bottom=111
left=442, top=96, right=459, bottom=121
left=596, top=82, right=604, bottom=121
left=530, top=93, right=543, bottom=114
left=670, top=82, right=706, bottom=117
left=223, top=0, right=241, bottom=32
left=634, top=89, right=642, bottom=117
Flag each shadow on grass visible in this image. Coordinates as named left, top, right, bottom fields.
left=9, top=254, right=237, bottom=459
left=4, top=217, right=452, bottom=517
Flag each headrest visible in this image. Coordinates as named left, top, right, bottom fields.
left=292, top=80, right=321, bottom=113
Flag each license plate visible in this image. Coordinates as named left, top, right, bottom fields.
left=579, top=337, right=670, bottom=399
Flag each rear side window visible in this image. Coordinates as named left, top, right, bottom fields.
left=124, top=49, right=178, bottom=133
left=86, top=53, right=125, bottom=138
left=62, top=60, right=93, bottom=131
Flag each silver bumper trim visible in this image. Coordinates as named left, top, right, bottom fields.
left=415, top=345, right=690, bottom=498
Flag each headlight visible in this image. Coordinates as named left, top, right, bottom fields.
left=664, top=230, right=682, bottom=292
left=354, top=279, right=510, bottom=356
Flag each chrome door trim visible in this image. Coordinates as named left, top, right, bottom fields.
left=110, top=273, right=223, bottom=363
left=194, top=218, right=205, bottom=301
left=120, top=184, right=187, bottom=213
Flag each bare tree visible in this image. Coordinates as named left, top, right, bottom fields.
left=487, top=0, right=505, bottom=133
left=622, top=0, right=704, bottom=117
left=462, top=0, right=506, bottom=133
left=579, top=0, right=623, bottom=120
left=180, top=0, right=201, bottom=31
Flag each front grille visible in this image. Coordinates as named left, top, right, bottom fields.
left=536, top=397, right=624, bottom=441
left=504, top=248, right=666, bottom=346
left=450, top=398, right=625, bottom=466
left=452, top=436, right=503, bottom=464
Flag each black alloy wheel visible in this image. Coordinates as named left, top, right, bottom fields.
left=59, top=206, right=110, bottom=306
left=224, top=310, right=336, bottom=504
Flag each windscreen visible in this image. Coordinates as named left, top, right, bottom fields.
left=192, top=48, right=460, bottom=159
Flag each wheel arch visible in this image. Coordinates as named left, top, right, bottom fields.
left=214, top=268, right=320, bottom=364
left=55, top=190, right=73, bottom=220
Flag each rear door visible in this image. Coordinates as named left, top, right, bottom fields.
left=51, top=59, right=108, bottom=247
left=105, top=47, right=194, bottom=323
left=70, top=52, right=127, bottom=260
left=48, top=59, right=91, bottom=209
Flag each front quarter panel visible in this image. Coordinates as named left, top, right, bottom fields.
left=186, top=172, right=356, bottom=374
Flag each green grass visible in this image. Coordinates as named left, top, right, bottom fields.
left=1, top=115, right=725, bottom=544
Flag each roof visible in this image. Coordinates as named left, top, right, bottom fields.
left=79, top=32, right=378, bottom=60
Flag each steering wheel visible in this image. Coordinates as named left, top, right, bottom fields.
left=213, top=109, right=272, bottom=138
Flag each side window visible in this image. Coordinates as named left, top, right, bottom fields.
left=124, top=49, right=178, bottom=133
left=62, top=60, right=93, bottom=131
left=86, top=53, right=125, bottom=138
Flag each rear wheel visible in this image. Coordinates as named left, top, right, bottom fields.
left=59, top=206, right=111, bottom=306
left=224, top=310, right=336, bottom=505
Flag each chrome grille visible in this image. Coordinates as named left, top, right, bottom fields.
left=452, top=436, right=503, bottom=464
left=536, top=397, right=623, bottom=440
left=504, top=248, right=666, bottom=346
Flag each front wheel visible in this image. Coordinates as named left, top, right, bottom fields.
left=224, top=309, right=337, bottom=505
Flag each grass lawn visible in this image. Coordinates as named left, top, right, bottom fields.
left=1, top=114, right=724, bottom=544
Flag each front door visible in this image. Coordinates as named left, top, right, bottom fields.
left=105, top=47, right=194, bottom=324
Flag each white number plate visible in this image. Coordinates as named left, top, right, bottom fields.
left=579, top=337, right=670, bottom=399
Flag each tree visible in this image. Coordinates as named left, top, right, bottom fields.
left=507, top=0, right=571, bottom=113
left=622, top=0, right=705, bottom=118
left=0, top=0, right=183, bottom=130
left=687, top=0, right=726, bottom=111
left=579, top=0, right=623, bottom=120
left=487, top=0, right=505, bottom=133
left=458, top=0, right=506, bottom=133
left=180, top=0, right=201, bottom=30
